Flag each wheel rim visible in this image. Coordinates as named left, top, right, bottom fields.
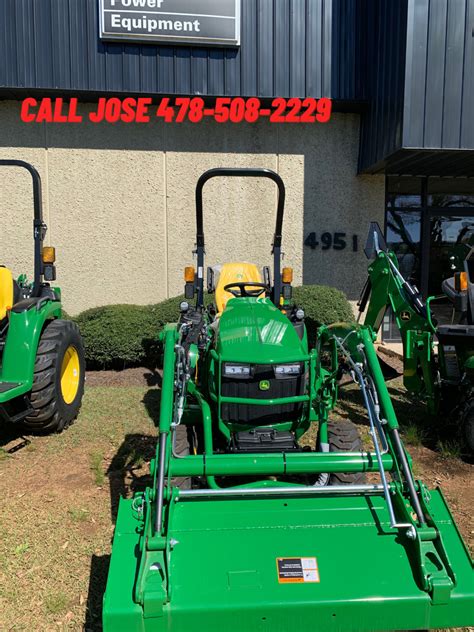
left=60, top=345, right=80, bottom=404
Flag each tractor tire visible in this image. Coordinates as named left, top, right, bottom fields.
left=327, top=419, right=366, bottom=485
left=23, top=319, right=85, bottom=434
left=170, top=424, right=194, bottom=490
left=462, top=400, right=474, bottom=454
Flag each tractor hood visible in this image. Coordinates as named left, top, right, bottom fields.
left=216, top=297, right=307, bottom=363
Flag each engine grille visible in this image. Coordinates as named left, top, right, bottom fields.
left=221, top=364, right=305, bottom=425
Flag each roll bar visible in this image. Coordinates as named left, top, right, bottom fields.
left=0, top=160, right=45, bottom=296
left=195, top=168, right=286, bottom=307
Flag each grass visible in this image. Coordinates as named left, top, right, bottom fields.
left=0, top=385, right=156, bottom=631
left=401, top=423, right=427, bottom=447
left=13, top=542, right=29, bottom=556
left=437, top=439, right=462, bottom=459
left=90, top=450, right=106, bottom=486
left=44, top=591, right=69, bottom=615
left=69, top=507, right=89, bottom=522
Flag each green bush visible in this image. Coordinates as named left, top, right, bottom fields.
left=292, top=285, right=354, bottom=344
left=75, top=285, right=353, bottom=368
left=75, top=304, right=158, bottom=368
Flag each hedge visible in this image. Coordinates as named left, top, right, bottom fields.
left=292, top=285, right=354, bottom=346
left=75, top=286, right=353, bottom=368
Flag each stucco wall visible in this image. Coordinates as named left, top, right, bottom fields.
left=0, top=101, right=384, bottom=314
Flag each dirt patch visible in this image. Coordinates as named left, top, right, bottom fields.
left=86, top=367, right=161, bottom=387
left=376, top=344, right=404, bottom=376
left=409, top=445, right=473, bottom=553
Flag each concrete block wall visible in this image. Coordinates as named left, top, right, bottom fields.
left=0, top=101, right=384, bottom=314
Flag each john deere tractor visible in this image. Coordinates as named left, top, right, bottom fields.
left=0, top=160, right=84, bottom=432
left=103, top=169, right=473, bottom=631
left=359, top=222, right=474, bottom=451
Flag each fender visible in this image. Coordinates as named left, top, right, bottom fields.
left=0, top=300, right=62, bottom=401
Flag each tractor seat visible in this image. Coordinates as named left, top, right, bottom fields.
left=0, top=267, right=14, bottom=321
left=215, top=262, right=264, bottom=313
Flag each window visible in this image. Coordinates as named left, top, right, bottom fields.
left=427, top=178, right=474, bottom=208
left=383, top=176, right=474, bottom=341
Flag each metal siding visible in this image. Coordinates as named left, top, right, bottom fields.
left=69, top=0, right=90, bottom=91
left=360, top=0, right=474, bottom=173
left=0, top=1, right=17, bottom=88
left=191, top=48, right=208, bottom=95
left=403, top=0, right=474, bottom=151
left=175, top=48, right=190, bottom=96
left=34, top=0, right=53, bottom=87
left=423, top=0, right=447, bottom=147
left=461, top=0, right=474, bottom=147
left=358, top=0, right=408, bottom=173
left=51, top=0, right=72, bottom=90
left=403, top=0, right=429, bottom=148
left=442, top=0, right=466, bottom=147
left=208, top=49, right=224, bottom=96
left=0, top=0, right=361, bottom=100
left=240, top=0, right=258, bottom=96
left=306, top=0, right=323, bottom=97
left=289, top=0, right=306, bottom=97
left=15, top=0, right=36, bottom=88
left=322, top=0, right=333, bottom=96
left=257, top=0, right=273, bottom=97
left=274, top=0, right=290, bottom=98
left=86, top=0, right=107, bottom=92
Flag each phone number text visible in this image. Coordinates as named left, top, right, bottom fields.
left=21, top=97, right=333, bottom=125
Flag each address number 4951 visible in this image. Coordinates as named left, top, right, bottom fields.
left=304, top=232, right=358, bottom=252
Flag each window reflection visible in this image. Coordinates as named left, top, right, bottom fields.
left=427, top=216, right=474, bottom=296
left=428, top=178, right=474, bottom=208
left=386, top=209, right=421, bottom=283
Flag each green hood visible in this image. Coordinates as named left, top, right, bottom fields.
left=216, top=297, right=307, bottom=363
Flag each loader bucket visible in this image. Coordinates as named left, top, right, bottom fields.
left=103, top=488, right=473, bottom=632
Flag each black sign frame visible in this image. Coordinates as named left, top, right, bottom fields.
left=99, top=0, right=241, bottom=46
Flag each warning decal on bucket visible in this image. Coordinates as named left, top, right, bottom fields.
left=276, top=557, right=320, bottom=583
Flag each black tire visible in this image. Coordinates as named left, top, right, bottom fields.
left=462, top=400, right=474, bottom=454
left=170, top=425, right=194, bottom=490
left=22, top=319, right=85, bottom=434
left=328, top=419, right=366, bottom=485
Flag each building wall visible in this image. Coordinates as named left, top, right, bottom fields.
left=0, top=101, right=384, bottom=314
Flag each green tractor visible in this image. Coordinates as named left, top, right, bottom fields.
left=359, top=222, right=474, bottom=451
left=103, top=169, right=473, bottom=631
left=0, top=160, right=85, bottom=433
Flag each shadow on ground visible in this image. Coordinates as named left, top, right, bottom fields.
left=105, top=388, right=161, bottom=523
left=85, top=386, right=162, bottom=629
left=84, top=554, right=111, bottom=632
left=107, top=432, right=156, bottom=522
left=0, top=425, right=31, bottom=452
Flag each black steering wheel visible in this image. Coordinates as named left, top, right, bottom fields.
left=224, top=282, right=269, bottom=298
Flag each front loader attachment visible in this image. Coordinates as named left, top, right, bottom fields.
left=104, top=485, right=473, bottom=632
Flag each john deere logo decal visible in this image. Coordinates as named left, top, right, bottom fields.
left=259, top=380, right=270, bottom=391
left=400, top=310, right=411, bottom=321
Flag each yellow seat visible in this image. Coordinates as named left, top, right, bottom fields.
left=215, top=262, right=263, bottom=313
left=0, top=267, right=14, bottom=321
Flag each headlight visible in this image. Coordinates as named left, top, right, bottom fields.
left=224, top=363, right=251, bottom=378
left=274, top=363, right=302, bottom=377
